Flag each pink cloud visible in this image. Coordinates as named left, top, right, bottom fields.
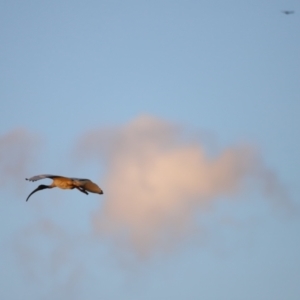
left=75, top=115, right=292, bottom=257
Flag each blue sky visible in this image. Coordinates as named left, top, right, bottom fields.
left=1, top=0, right=300, bottom=299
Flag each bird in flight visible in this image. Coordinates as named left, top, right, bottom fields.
left=25, top=174, right=103, bottom=201
left=282, top=10, right=294, bottom=15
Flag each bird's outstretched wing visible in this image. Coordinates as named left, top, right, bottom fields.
left=71, top=178, right=103, bottom=194
left=26, top=174, right=65, bottom=182
left=71, top=177, right=91, bottom=182
left=282, top=10, right=294, bottom=14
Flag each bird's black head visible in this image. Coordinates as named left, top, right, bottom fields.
left=26, top=184, right=51, bottom=201
left=37, top=184, right=50, bottom=190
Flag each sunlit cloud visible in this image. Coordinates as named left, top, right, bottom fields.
left=75, top=115, right=292, bottom=258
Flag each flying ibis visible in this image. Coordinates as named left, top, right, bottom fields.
left=282, top=10, right=294, bottom=15
left=25, top=174, right=103, bottom=201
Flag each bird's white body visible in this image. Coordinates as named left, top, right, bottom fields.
left=51, top=177, right=75, bottom=189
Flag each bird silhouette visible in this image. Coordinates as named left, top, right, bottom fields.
left=282, top=10, right=294, bottom=15
left=25, top=174, right=103, bottom=201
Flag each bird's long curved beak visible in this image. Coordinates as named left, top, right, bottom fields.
left=26, top=185, right=49, bottom=202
